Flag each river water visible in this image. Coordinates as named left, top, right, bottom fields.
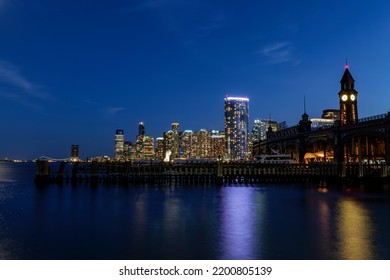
left=1, top=162, right=390, bottom=260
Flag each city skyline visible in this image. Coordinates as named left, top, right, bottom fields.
left=1, top=1, right=390, bottom=159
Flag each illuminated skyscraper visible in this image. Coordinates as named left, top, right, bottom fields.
left=133, top=122, right=155, bottom=159
left=70, top=144, right=79, bottom=162
left=136, top=122, right=145, bottom=158
left=123, top=141, right=134, bottom=159
left=195, top=129, right=211, bottom=158
left=171, top=122, right=180, bottom=158
left=138, top=122, right=145, bottom=136
left=181, top=130, right=196, bottom=158
left=251, top=119, right=278, bottom=142
left=142, top=136, right=155, bottom=159
left=115, top=129, right=124, bottom=157
left=210, top=130, right=225, bottom=159
left=163, top=130, right=174, bottom=161
left=224, top=97, right=250, bottom=160
left=155, top=137, right=164, bottom=160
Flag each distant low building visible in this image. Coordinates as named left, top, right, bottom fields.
left=322, top=109, right=340, bottom=120
left=310, top=118, right=335, bottom=129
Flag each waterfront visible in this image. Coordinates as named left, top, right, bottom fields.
left=1, top=162, right=390, bottom=259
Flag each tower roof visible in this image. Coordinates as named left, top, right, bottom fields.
left=340, top=66, right=355, bottom=84
left=340, top=65, right=356, bottom=91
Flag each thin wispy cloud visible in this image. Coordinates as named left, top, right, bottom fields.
left=0, top=60, right=54, bottom=102
left=105, top=107, right=125, bottom=115
left=182, top=17, right=227, bottom=46
left=103, top=107, right=126, bottom=120
left=0, top=91, right=41, bottom=110
left=84, top=100, right=125, bottom=119
left=260, top=42, right=301, bottom=65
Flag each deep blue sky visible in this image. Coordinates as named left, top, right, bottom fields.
left=1, top=0, right=390, bottom=159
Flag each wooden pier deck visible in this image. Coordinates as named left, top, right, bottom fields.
left=35, top=160, right=390, bottom=185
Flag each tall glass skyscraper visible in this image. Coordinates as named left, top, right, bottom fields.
left=224, top=96, right=250, bottom=160
left=115, top=129, right=124, bottom=158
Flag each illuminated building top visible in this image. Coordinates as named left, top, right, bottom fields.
left=225, top=97, right=249, bottom=101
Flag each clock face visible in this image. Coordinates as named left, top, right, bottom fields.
left=341, top=94, right=348, bottom=101
left=350, top=94, right=356, bottom=101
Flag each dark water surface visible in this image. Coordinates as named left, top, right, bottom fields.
left=1, top=162, right=390, bottom=260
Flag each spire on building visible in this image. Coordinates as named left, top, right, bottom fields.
left=340, top=64, right=355, bottom=90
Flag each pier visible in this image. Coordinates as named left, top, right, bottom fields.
left=35, top=160, right=389, bottom=185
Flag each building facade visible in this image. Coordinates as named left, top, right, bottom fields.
left=115, top=129, right=124, bottom=158
left=224, top=97, right=250, bottom=160
left=155, top=137, right=164, bottom=160
left=181, top=130, right=196, bottom=159
left=70, top=144, right=79, bottom=162
left=163, top=130, right=174, bottom=161
left=195, top=129, right=211, bottom=158
left=210, top=130, right=226, bottom=159
left=171, top=122, right=180, bottom=159
left=251, top=119, right=279, bottom=142
left=142, top=136, right=155, bottom=159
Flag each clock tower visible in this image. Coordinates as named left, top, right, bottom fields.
left=339, top=65, right=358, bottom=125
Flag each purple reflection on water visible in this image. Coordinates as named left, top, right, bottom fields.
left=218, top=187, right=266, bottom=259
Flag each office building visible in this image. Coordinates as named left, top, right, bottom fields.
left=195, top=129, right=211, bottom=158
left=224, top=96, right=250, bottom=160
left=70, top=144, right=79, bottom=162
left=123, top=141, right=135, bottom=159
left=251, top=119, right=278, bottom=142
left=138, top=122, right=145, bottom=136
left=142, top=136, right=155, bottom=159
left=171, top=122, right=180, bottom=159
left=155, top=137, right=164, bottom=160
left=163, top=130, right=174, bottom=161
left=115, top=129, right=124, bottom=157
left=181, top=130, right=196, bottom=159
left=210, top=130, right=225, bottom=159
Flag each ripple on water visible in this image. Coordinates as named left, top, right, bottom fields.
left=0, top=183, right=16, bottom=203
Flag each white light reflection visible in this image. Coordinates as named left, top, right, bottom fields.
left=0, top=163, right=17, bottom=185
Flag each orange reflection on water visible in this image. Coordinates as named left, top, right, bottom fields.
left=336, top=199, right=375, bottom=259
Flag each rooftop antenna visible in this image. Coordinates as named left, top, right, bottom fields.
left=304, top=95, right=306, bottom=114
left=345, top=58, right=349, bottom=69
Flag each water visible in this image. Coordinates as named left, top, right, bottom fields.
left=1, top=162, right=390, bottom=260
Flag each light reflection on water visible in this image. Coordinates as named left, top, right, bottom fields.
left=317, top=198, right=332, bottom=257
left=0, top=163, right=390, bottom=259
left=218, top=187, right=265, bottom=259
left=335, top=199, right=375, bottom=259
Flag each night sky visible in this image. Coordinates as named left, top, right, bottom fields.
left=1, top=0, right=390, bottom=159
